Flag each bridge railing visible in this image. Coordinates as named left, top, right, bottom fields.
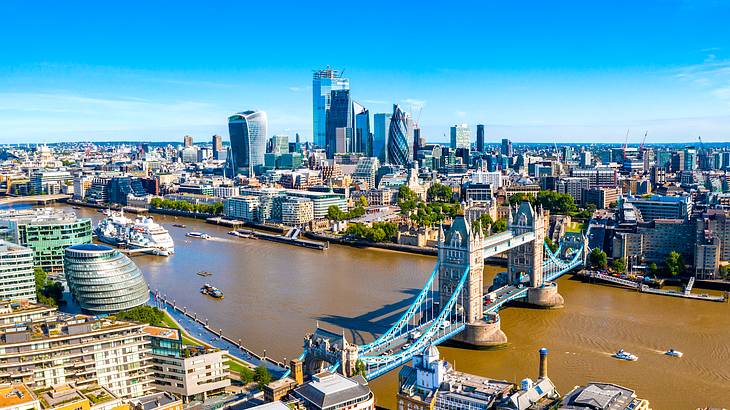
left=358, top=262, right=440, bottom=354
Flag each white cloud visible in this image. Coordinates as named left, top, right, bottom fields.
left=402, top=98, right=427, bottom=109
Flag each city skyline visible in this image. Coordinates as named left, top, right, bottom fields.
left=2, top=1, right=730, bottom=143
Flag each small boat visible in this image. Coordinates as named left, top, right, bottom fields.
left=228, top=230, right=252, bottom=238
left=186, top=231, right=210, bottom=239
left=200, top=283, right=224, bottom=299
left=665, top=349, right=683, bottom=357
left=172, top=223, right=186, bottom=228
left=72, top=206, right=81, bottom=210
left=196, top=271, right=212, bottom=277
left=612, top=349, right=638, bottom=361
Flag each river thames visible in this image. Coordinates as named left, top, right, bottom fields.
left=56, top=205, right=730, bottom=408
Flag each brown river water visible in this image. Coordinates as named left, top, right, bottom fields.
left=56, top=206, right=730, bottom=408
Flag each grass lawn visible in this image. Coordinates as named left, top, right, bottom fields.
left=566, top=221, right=584, bottom=233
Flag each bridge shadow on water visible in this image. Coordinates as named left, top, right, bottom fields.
left=314, top=287, right=429, bottom=346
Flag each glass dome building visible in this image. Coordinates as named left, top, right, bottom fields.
left=64, top=244, right=149, bottom=313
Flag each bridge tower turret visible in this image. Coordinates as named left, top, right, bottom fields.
left=508, top=201, right=545, bottom=287
left=439, top=214, right=507, bottom=347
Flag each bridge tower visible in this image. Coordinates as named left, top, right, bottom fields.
left=508, top=202, right=564, bottom=308
left=439, top=214, right=507, bottom=347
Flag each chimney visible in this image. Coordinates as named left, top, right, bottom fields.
left=539, top=347, right=548, bottom=379
left=291, top=358, right=304, bottom=385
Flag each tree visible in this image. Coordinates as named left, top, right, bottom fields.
left=648, top=262, right=658, bottom=276
left=509, top=193, right=535, bottom=206
left=327, top=205, right=345, bottom=221
left=354, top=360, right=366, bottom=378
left=545, top=237, right=558, bottom=253
left=665, top=251, right=685, bottom=277
left=239, top=366, right=255, bottom=384
left=611, top=258, right=626, bottom=273
left=35, top=268, right=63, bottom=307
left=427, top=183, right=453, bottom=203
left=115, top=306, right=166, bottom=325
left=253, top=365, right=272, bottom=389
left=589, top=248, right=608, bottom=270
left=358, top=196, right=368, bottom=208
left=492, top=218, right=507, bottom=233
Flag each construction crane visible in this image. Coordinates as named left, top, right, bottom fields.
left=639, top=131, right=648, bottom=152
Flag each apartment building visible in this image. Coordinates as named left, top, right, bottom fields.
left=145, top=326, right=229, bottom=403
left=0, top=304, right=152, bottom=399
left=0, top=240, right=35, bottom=303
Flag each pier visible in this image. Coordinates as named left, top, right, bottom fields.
left=233, top=228, right=328, bottom=250
left=580, top=270, right=728, bottom=303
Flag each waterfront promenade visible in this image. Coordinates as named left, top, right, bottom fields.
left=149, top=291, right=289, bottom=377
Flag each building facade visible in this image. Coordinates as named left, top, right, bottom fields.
left=0, top=241, right=35, bottom=303
left=228, top=110, right=268, bottom=176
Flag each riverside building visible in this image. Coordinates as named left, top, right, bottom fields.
left=64, top=244, right=149, bottom=314
left=0, top=303, right=153, bottom=398
left=0, top=208, right=92, bottom=274
left=0, top=240, right=35, bottom=303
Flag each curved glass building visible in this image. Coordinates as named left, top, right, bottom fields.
left=228, top=110, right=268, bottom=176
left=387, top=104, right=413, bottom=166
left=64, top=244, right=150, bottom=313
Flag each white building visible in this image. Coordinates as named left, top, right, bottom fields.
left=281, top=196, right=314, bottom=227
left=0, top=241, right=35, bottom=303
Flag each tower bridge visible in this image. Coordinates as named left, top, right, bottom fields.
left=297, top=201, right=587, bottom=381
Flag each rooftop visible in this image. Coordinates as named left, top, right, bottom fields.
left=143, top=325, right=180, bottom=341
left=129, top=392, right=180, bottom=410
left=559, top=382, right=638, bottom=410
left=0, top=384, right=37, bottom=408
left=294, top=372, right=371, bottom=409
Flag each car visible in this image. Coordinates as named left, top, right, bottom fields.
left=401, top=343, right=411, bottom=350
left=408, top=330, right=422, bottom=341
left=440, top=320, right=451, bottom=329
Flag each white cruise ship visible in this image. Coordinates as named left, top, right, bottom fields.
left=95, top=212, right=175, bottom=256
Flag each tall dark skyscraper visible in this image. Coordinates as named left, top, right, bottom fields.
left=326, top=89, right=352, bottom=158
left=183, top=135, right=193, bottom=148
left=228, top=110, right=268, bottom=176
left=211, top=134, right=223, bottom=159
left=413, top=128, right=422, bottom=161
left=476, top=124, right=485, bottom=152
left=501, top=138, right=513, bottom=157
left=313, top=67, right=349, bottom=148
left=355, top=109, right=370, bottom=155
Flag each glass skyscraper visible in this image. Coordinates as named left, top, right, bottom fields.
left=228, top=110, right=268, bottom=176
left=313, top=68, right=349, bottom=148
left=387, top=104, right=413, bottom=166
left=476, top=124, right=485, bottom=152
left=450, top=124, right=471, bottom=149
left=355, top=109, right=371, bottom=155
left=326, top=89, right=352, bottom=158
left=373, top=113, right=391, bottom=163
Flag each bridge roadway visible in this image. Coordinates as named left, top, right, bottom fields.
left=0, top=194, right=71, bottom=205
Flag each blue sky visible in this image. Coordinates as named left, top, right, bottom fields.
left=1, top=0, right=729, bottom=144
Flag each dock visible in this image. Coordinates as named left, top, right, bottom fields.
left=234, top=227, right=328, bottom=250
left=206, top=216, right=245, bottom=227
left=580, top=270, right=728, bottom=303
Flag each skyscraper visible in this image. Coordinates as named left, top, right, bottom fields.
left=501, top=138, right=513, bottom=157
left=387, top=104, right=414, bottom=166
left=355, top=109, right=370, bottom=154
left=313, top=67, right=349, bottom=148
left=450, top=124, right=471, bottom=149
left=183, top=135, right=193, bottom=148
left=326, top=89, right=353, bottom=158
left=228, top=110, right=268, bottom=176
left=211, top=134, right=223, bottom=159
left=373, top=113, right=391, bottom=163
left=270, top=135, right=290, bottom=154
left=476, top=124, right=485, bottom=152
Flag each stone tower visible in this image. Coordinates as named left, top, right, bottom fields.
left=508, top=201, right=545, bottom=287
left=438, top=214, right=484, bottom=324
left=439, top=214, right=507, bottom=347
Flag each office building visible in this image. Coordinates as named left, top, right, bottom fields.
left=570, top=168, right=618, bottom=189
left=30, top=171, right=71, bottom=195
left=293, top=372, right=375, bottom=410
left=583, top=187, right=620, bottom=209
left=695, top=209, right=730, bottom=278
left=557, top=177, right=590, bottom=205
left=352, top=157, right=380, bottom=189
left=355, top=109, right=370, bottom=154
left=313, top=67, right=349, bottom=148
left=0, top=303, right=153, bottom=398
left=212, top=133, right=223, bottom=152
left=0, top=208, right=92, bottom=274
left=183, top=135, right=193, bottom=148
left=373, top=113, right=391, bottom=163
left=579, top=150, right=592, bottom=167
left=0, top=240, right=35, bottom=303
left=281, top=196, right=314, bottom=227
left=623, top=194, right=692, bottom=221
left=225, top=196, right=260, bottom=222
left=387, top=104, right=413, bottom=166
left=145, top=326, right=230, bottom=403
left=501, top=138, right=513, bottom=157
left=476, top=124, right=485, bottom=152
left=326, top=89, right=353, bottom=158
left=284, top=190, right=346, bottom=220
left=228, top=110, right=268, bottom=176
left=270, top=135, right=290, bottom=154
left=64, top=244, right=150, bottom=313
left=450, top=124, right=471, bottom=150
